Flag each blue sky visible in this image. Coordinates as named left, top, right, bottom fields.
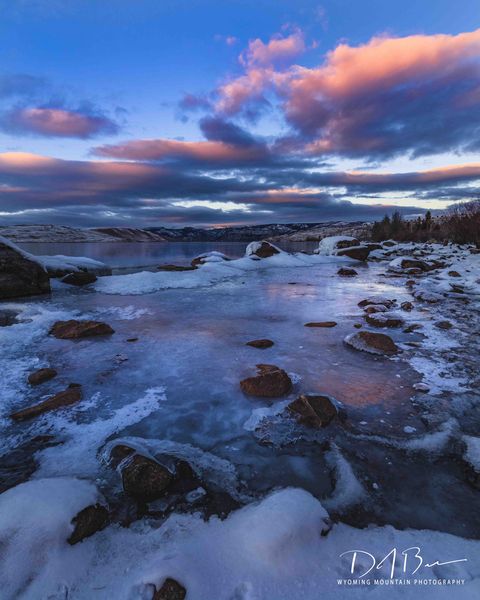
left=1, top=0, right=480, bottom=227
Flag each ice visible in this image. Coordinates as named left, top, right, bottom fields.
left=323, top=444, right=366, bottom=511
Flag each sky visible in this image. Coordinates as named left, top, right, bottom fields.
left=1, top=0, right=480, bottom=229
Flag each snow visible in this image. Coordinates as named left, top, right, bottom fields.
left=463, top=436, right=480, bottom=474
left=317, top=235, right=358, bottom=255
left=245, top=240, right=283, bottom=256
left=324, top=444, right=366, bottom=511
left=0, top=485, right=478, bottom=599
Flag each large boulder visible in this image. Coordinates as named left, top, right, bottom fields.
left=50, top=320, right=114, bottom=339
left=245, top=241, right=281, bottom=259
left=336, top=245, right=370, bottom=261
left=288, top=394, right=338, bottom=428
left=0, top=236, right=50, bottom=299
left=10, top=383, right=82, bottom=421
left=240, top=364, right=292, bottom=398
left=121, top=454, right=174, bottom=501
left=344, top=331, right=399, bottom=356
left=317, top=236, right=359, bottom=254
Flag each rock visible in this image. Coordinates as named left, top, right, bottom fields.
left=413, top=383, right=430, bottom=393
left=344, top=331, right=399, bottom=356
left=27, top=367, right=57, bottom=385
left=246, top=339, right=274, bottom=348
left=108, top=443, right=136, bottom=467
left=121, top=454, right=174, bottom=501
left=400, top=301, right=414, bottom=311
left=288, top=394, right=337, bottom=428
left=365, top=313, right=404, bottom=328
left=403, top=323, right=422, bottom=333
left=337, top=267, right=358, bottom=276
left=405, top=280, right=416, bottom=287
left=448, top=271, right=461, bottom=277
left=68, top=503, right=109, bottom=545
left=191, top=251, right=231, bottom=267
left=50, top=320, right=114, bottom=339
left=358, top=297, right=396, bottom=309
left=10, top=383, right=82, bottom=421
left=365, top=243, right=383, bottom=251
left=382, top=240, right=396, bottom=247
left=245, top=241, right=281, bottom=259
left=336, top=246, right=370, bottom=261
left=413, top=290, right=442, bottom=303
left=389, top=257, right=430, bottom=272
left=364, top=304, right=388, bottom=314
left=0, top=237, right=50, bottom=299
left=240, top=364, right=292, bottom=398
left=304, top=321, right=337, bottom=328
left=0, top=308, right=20, bottom=327
left=354, top=323, right=362, bottom=329
left=126, top=337, right=139, bottom=342
left=152, top=578, right=187, bottom=600
left=157, top=264, right=197, bottom=271
left=434, top=320, right=452, bottom=330
left=61, top=271, right=97, bottom=286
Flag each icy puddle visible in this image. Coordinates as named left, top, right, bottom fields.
left=1, top=241, right=480, bottom=599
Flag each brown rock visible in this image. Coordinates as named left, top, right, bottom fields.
left=364, top=305, right=388, bottom=314
left=109, top=444, right=136, bottom=467
left=304, top=321, right=337, bottom=328
left=126, top=337, right=139, bottom=342
left=448, top=271, right=461, bottom=277
left=68, top=504, right=109, bottom=545
left=400, top=301, right=414, bottom=311
left=27, top=367, right=57, bottom=386
left=354, top=323, right=362, bottom=328
left=61, top=271, right=97, bottom=286
left=0, top=239, right=50, bottom=299
left=50, top=320, right=114, bottom=339
left=394, top=258, right=430, bottom=271
left=335, top=238, right=360, bottom=249
left=249, top=241, right=280, bottom=258
left=403, top=323, right=422, bottom=333
left=358, top=297, right=396, bottom=309
left=246, top=339, right=274, bottom=348
left=0, top=309, right=20, bottom=327
left=336, top=246, right=370, bottom=261
left=152, top=578, right=186, bottom=600
left=344, top=331, right=399, bottom=356
left=121, top=454, right=174, bottom=501
left=10, top=383, right=82, bottom=421
left=240, top=364, right=292, bottom=398
left=434, top=320, right=452, bottom=330
left=157, top=264, right=196, bottom=271
left=365, top=243, right=383, bottom=251
left=288, top=394, right=337, bottom=428
left=337, top=267, right=358, bottom=277
left=365, top=314, right=403, bottom=328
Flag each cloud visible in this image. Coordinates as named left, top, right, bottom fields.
left=239, top=29, right=305, bottom=68
left=0, top=106, right=119, bottom=138
left=1, top=151, right=479, bottom=227
left=0, top=74, right=47, bottom=99
left=213, top=28, right=480, bottom=160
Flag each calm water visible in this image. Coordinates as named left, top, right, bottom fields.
left=21, top=241, right=319, bottom=271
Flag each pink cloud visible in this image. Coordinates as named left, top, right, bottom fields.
left=0, top=107, right=119, bottom=138
left=93, top=138, right=267, bottom=164
left=239, top=30, right=305, bottom=67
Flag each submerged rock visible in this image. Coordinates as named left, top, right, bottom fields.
left=68, top=503, right=109, bottom=545
left=344, top=331, right=399, bottom=356
left=338, top=267, right=358, bottom=276
left=50, top=319, right=114, bottom=339
left=10, top=383, right=82, bottom=421
left=288, top=394, right=338, bottom=428
left=27, top=367, right=57, bottom=386
left=245, top=240, right=281, bottom=258
left=61, top=271, right=97, bottom=286
left=0, top=237, right=50, bottom=299
left=246, top=339, right=274, bottom=348
left=152, top=578, right=187, bottom=600
left=240, top=364, right=292, bottom=398
left=365, top=313, right=404, bottom=328
left=304, top=321, right=337, bottom=328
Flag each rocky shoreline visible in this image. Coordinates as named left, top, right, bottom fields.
left=0, top=234, right=479, bottom=598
